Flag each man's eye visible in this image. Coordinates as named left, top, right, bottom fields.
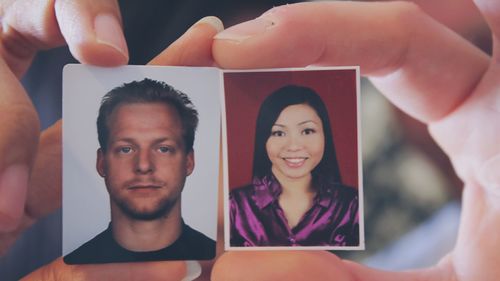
left=271, top=130, right=285, bottom=137
left=119, top=147, right=133, bottom=154
left=302, top=128, right=316, bottom=135
left=158, top=146, right=172, bottom=153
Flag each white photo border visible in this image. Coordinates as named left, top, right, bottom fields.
left=62, top=65, right=220, bottom=257
left=221, top=66, right=364, bottom=251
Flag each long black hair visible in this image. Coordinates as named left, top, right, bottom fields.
left=252, top=85, right=342, bottom=191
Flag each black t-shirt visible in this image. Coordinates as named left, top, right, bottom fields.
left=64, top=222, right=215, bottom=264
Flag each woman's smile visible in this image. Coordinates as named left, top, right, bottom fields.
left=266, top=104, right=325, bottom=181
left=282, top=157, right=308, bottom=168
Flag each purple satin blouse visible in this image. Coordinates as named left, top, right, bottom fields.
left=230, top=175, right=359, bottom=247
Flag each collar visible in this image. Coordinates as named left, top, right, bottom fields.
left=107, top=220, right=188, bottom=246
left=252, top=175, right=332, bottom=209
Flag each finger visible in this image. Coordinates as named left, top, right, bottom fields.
left=26, top=120, right=62, bottom=219
left=0, top=215, right=32, bottom=256
left=0, top=121, right=61, bottom=254
left=212, top=251, right=353, bottom=281
left=0, top=0, right=128, bottom=77
left=366, top=0, right=486, bottom=38
left=211, top=251, right=442, bottom=281
left=149, top=16, right=223, bottom=66
left=21, top=257, right=186, bottom=281
left=342, top=258, right=454, bottom=281
left=212, top=1, right=489, bottom=123
left=54, top=0, right=128, bottom=66
left=0, top=0, right=64, bottom=76
left=0, top=57, right=39, bottom=233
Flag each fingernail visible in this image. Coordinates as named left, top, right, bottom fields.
left=182, top=261, right=201, bottom=281
left=214, top=16, right=276, bottom=43
left=94, top=13, right=128, bottom=58
left=0, top=165, right=29, bottom=232
left=478, top=154, right=500, bottom=198
left=194, top=16, right=224, bottom=33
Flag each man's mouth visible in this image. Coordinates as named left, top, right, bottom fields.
left=126, top=184, right=162, bottom=197
left=128, top=185, right=162, bottom=190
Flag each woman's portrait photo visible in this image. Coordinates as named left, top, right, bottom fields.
left=222, top=68, right=363, bottom=250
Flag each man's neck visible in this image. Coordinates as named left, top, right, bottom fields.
left=110, top=205, right=183, bottom=252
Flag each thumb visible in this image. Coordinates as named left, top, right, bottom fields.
left=149, top=16, right=224, bottom=66
left=212, top=251, right=448, bottom=281
left=20, top=258, right=187, bottom=281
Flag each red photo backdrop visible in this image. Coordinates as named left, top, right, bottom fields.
left=224, top=69, right=359, bottom=190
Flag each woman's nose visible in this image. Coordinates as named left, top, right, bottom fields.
left=285, top=134, right=303, bottom=151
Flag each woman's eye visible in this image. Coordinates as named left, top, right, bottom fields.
left=271, top=130, right=285, bottom=137
left=302, top=128, right=316, bottom=135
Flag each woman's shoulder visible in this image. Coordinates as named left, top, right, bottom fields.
left=229, top=183, right=256, bottom=199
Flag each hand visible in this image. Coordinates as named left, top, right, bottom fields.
left=1, top=0, right=222, bottom=279
left=18, top=15, right=223, bottom=281
left=210, top=1, right=499, bottom=280
left=0, top=0, right=129, bottom=254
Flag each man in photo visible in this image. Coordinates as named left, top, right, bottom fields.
left=64, top=78, right=215, bottom=264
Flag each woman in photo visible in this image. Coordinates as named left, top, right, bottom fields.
left=230, top=85, right=359, bottom=247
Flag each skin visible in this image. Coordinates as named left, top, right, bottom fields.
left=267, top=104, right=325, bottom=184
left=96, top=103, right=194, bottom=252
left=210, top=1, right=500, bottom=281
left=0, top=0, right=498, bottom=280
left=0, top=0, right=221, bottom=279
left=0, top=0, right=130, bottom=248
left=267, top=104, right=325, bottom=228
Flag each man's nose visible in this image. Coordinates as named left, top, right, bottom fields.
left=135, top=150, right=154, bottom=174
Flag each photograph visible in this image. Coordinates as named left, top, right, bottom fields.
left=62, top=65, right=220, bottom=263
left=222, top=67, right=364, bottom=250
left=1, top=1, right=496, bottom=280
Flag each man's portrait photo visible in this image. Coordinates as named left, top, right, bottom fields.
left=62, top=66, right=219, bottom=264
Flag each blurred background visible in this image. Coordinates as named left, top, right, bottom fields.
left=0, top=0, right=491, bottom=279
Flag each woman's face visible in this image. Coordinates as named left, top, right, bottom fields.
left=266, top=104, right=325, bottom=182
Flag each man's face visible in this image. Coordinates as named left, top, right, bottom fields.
left=96, top=102, right=194, bottom=221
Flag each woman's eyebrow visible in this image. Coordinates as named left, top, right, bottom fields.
left=298, top=120, right=317, bottom=125
left=271, top=123, right=286, bottom=128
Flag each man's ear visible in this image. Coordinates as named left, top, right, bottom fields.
left=186, top=150, right=195, bottom=176
left=96, top=148, right=106, bottom=178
